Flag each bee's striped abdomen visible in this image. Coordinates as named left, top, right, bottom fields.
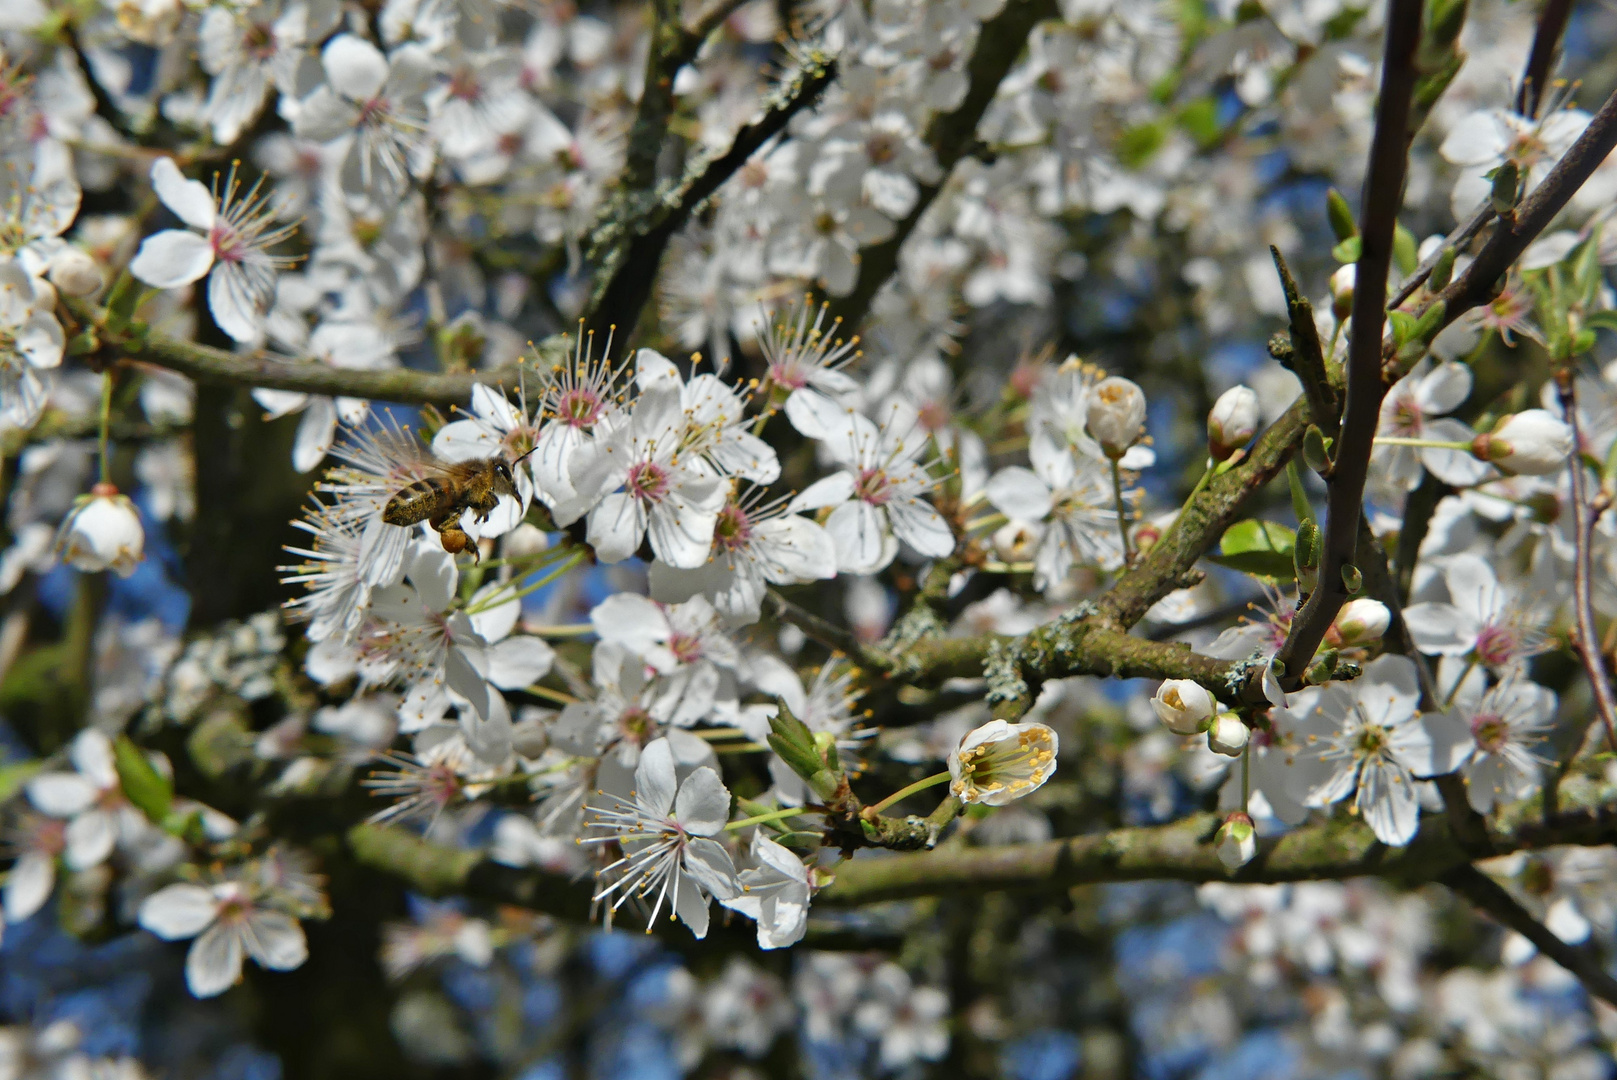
left=384, top=478, right=452, bottom=526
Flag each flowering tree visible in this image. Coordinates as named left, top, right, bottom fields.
left=5, top=0, right=1617, bottom=1074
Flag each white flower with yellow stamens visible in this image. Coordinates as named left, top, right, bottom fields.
left=947, top=720, right=1058, bottom=806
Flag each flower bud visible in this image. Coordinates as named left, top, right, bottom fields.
left=47, top=247, right=104, bottom=298
left=55, top=483, right=145, bottom=577
left=501, top=522, right=550, bottom=560
left=1327, top=598, right=1390, bottom=647
left=1207, top=385, right=1260, bottom=461
left=992, top=519, right=1043, bottom=563
left=1215, top=811, right=1256, bottom=871
left=1330, top=265, right=1355, bottom=320
left=1151, top=679, right=1216, bottom=736
left=948, top=720, right=1059, bottom=806
left=1085, top=376, right=1146, bottom=460
left=1206, top=711, right=1250, bottom=757
left=1471, top=410, right=1573, bottom=475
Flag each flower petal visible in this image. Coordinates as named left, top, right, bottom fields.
left=186, top=922, right=245, bottom=997
left=673, top=765, right=731, bottom=836
left=130, top=230, right=214, bottom=289
left=139, top=883, right=219, bottom=939
left=150, top=157, right=217, bottom=230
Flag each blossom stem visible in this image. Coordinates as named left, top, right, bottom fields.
left=1186, top=457, right=1216, bottom=501
left=522, top=685, right=578, bottom=705
left=1240, top=741, right=1251, bottom=813
left=868, top=771, right=951, bottom=815
left=97, top=370, right=115, bottom=485
left=1370, top=437, right=1472, bottom=450
left=1441, top=655, right=1480, bottom=709
left=1109, top=459, right=1132, bottom=564
left=525, top=624, right=595, bottom=638
left=464, top=547, right=587, bottom=613
left=724, top=806, right=822, bottom=831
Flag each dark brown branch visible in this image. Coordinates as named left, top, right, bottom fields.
left=1272, top=0, right=1424, bottom=687
left=585, top=53, right=837, bottom=333
left=1558, top=376, right=1617, bottom=750
left=1443, top=864, right=1617, bottom=1008
left=1515, top=0, right=1575, bottom=119
left=823, top=0, right=1059, bottom=333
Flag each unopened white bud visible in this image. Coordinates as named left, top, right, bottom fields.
left=47, top=248, right=104, bottom=298
left=1471, top=410, right=1574, bottom=475
left=992, top=519, right=1043, bottom=562
left=1327, top=598, right=1390, bottom=647
left=55, top=483, right=145, bottom=577
left=1330, top=265, right=1355, bottom=319
left=1207, top=711, right=1250, bottom=757
left=1207, top=385, right=1260, bottom=461
left=1085, top=376, right=1147, bottom=460
left=1151, top=679, right=1216, bottom=736
left=1215, top=811, right=1256, bottom=871
left=502, top=522, right=550, bottom=560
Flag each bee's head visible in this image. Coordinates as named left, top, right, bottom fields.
left=493, top=460, right=518, bottom=496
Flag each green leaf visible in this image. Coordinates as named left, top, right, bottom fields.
left=1176, top=98, right=1221, bottom=148
left=1208, top=520, right=1297, bottom=579
left=1393, top=224, right=1418, bottom=276
left=0, top=760, right=41, bottom=803
left=1331, top=236, right=1361, bottom=264
left=1388, top=309, right=1417, bottom=345
left=1583, top=310, right=1617, bottom=333
left=1115, top=121, right=1168, bottom=170
left=113, top=735, right=173, bottom=823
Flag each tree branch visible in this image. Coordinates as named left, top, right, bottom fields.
left=1442, top=863, right=1617, bottom=1009
left=1515, top=0, right=1575, bottom=119
left=1558, top=376, right=1617, bottom=750
left=823, top=0, right=1059, bottom=333
left=1434, top=85, right=1617, bottom=324
left=1271, top=0, right=1423, bottom=687
left=585, top=50, right=837, bottom=333
left=819, top=800, right=1617, bottom=906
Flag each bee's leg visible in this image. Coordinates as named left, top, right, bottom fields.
left=430, top=513, right=478, bottom=564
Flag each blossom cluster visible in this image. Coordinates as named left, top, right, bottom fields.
left=1, top=0, right=1617, bottom=1073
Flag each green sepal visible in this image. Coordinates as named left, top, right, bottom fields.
left=113, top=735, right=173, bottom=823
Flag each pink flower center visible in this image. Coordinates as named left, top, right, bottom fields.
left=210, top=221, right=243, bottom=264
left=243, top=21, right=276, bottom=60
left=626, top=461, right=670, bottom=503
left=28, top=817, right=67, bottom=856
left=713, top=503, right=753, bottom=552
left=769, top=360, right=807, bottom=390
left=1470, top=713, right=1509, bottom=754
left=357, top=96, right=393, bottom=128
left=558, top=388, right=601, bottom=428
left=448, top=71, right=481, bottom=102
left=668, top=633, right=703, bottom=664
left=619, top=706, right=653, bottom=744
left=855, top=467, right=892, bottom=506
left=1475, top=624, right=1517, bottom=668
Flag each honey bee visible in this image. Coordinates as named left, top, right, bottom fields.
left=383, top=450, right=533, bottom=562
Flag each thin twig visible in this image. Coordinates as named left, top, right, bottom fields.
left=1385, top=202, right=1494, bottom=310
left=1443, top=864, right=1617, bottom=1009
left=1433, top=85, right=1617, bottom=325
left=1515, top=0, right=1575, bottom=119
left=1558, top=375, right=1617, bottom=751
left=585, top=53, right=837, bottom=332
left=824, top=0, right=1059, bottom=332
left=1272, top=0, right=1424, bottom=686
